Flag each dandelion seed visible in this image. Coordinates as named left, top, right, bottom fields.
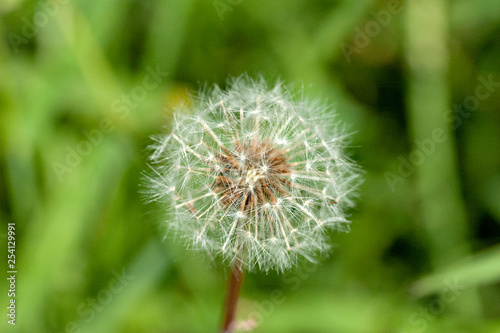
left=145, top=75, right=361, bottom=273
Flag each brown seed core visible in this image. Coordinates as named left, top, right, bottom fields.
left=212, top=140, right=290, bottom=211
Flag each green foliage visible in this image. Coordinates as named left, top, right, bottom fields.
left=0, top=0, right=499, bottom=332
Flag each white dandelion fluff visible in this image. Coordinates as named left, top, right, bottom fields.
left=145, top=76, right=361, bottom=273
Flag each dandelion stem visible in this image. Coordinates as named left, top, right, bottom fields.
left=222, top=265, right=244, bottom=333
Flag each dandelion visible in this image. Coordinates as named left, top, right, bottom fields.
left=145, top=76, right=361, bottom=332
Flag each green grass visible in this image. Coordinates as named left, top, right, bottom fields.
left=1, top=0, right=500, bottom=332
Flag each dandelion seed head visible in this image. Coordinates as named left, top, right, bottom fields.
left=145, top=76, right=361, bottom=272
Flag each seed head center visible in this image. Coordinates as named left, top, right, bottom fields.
left=245, top=169, right=264, bottom=186
left=212, top=140, right=291, bottom=209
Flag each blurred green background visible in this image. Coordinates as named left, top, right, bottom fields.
left=1, top=0, right=500, bottom=332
